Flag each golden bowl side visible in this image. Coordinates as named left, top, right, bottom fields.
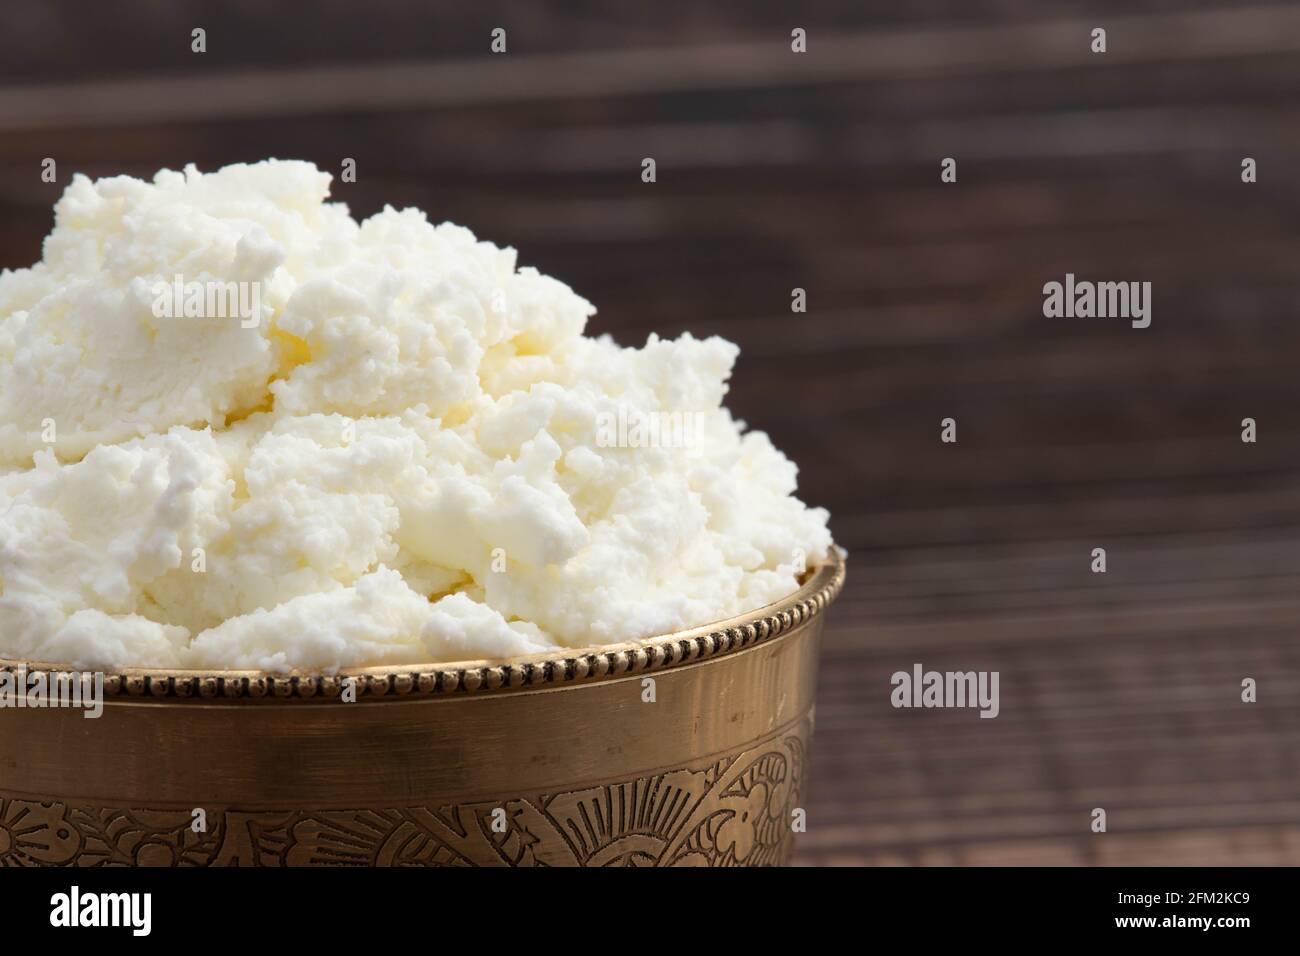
left=0, top=553, right=844, bottom=867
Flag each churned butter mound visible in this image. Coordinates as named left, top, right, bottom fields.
left=0, top=160, right=831, bottom=673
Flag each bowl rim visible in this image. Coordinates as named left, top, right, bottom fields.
left=0, top=550, right=845, bottom=703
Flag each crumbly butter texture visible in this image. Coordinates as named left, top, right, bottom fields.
left=0, top=161, right=830, bottom=672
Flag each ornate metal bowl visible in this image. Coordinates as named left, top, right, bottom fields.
left=0, top=553, right=843, bottom=867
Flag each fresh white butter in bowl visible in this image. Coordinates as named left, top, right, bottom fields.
left=0, top=160, right=831, bottom=673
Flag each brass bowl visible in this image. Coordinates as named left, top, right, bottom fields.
left=0, top=552, right=844, bottom=867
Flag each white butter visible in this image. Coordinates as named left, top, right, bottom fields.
left=0, top=161, right=831, bottom=672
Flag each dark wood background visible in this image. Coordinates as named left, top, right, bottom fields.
left=1, top=1, right=1298, bottom=865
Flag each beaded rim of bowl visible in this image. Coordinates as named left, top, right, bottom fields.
left=0, top=550, right=844, bottom=703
